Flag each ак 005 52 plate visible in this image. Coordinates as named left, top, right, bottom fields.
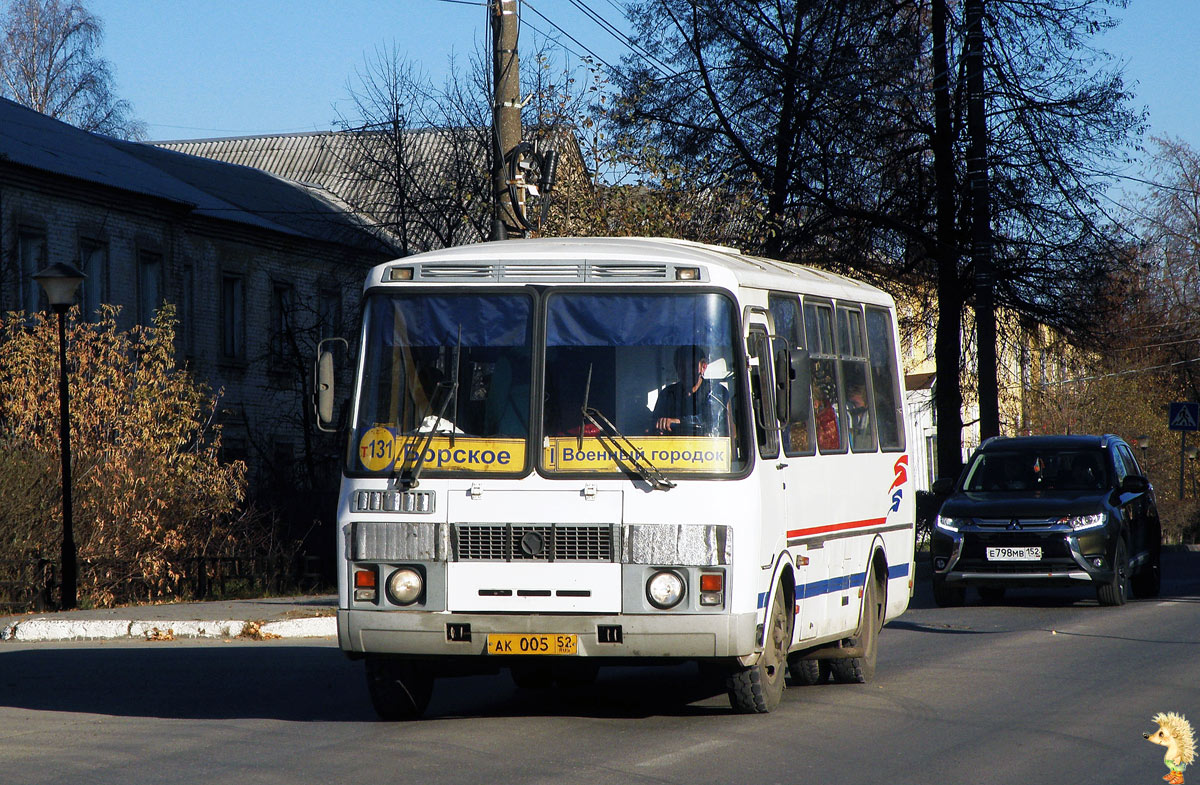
left=986, top=546, right=1041, bottom=561
left=486, top=633, right=577, bottom=655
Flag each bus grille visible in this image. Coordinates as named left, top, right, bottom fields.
left=453, top=524, right=616, bottom=562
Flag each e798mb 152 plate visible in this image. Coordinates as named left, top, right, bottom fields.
left=986, top=546, right=1041, bottom=561
left=487, top=633, right=577, bottom=655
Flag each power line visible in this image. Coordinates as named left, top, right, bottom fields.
left=564, top=0, right=675, bottom=77
left=521, top=0, right=615, bottom=70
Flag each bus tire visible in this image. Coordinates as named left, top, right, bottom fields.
left=727, top=582, right=791, bottom=713
left=830, top=572, right=882, bottom=684
left=786, top=655, right=830, bottom=686
left=365, top=656, right=434, bottom=721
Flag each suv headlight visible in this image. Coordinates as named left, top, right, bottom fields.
left=1066, top=513, right=1106, bottom=532
left=935, top=515, right=964, bottom=533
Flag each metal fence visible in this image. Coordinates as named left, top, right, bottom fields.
left=0, top=553, right=326, bottom=613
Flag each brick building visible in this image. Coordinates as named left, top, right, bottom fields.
left=0, top=97, right=400, bottom=513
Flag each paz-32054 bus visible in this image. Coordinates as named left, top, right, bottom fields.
left=315, top=237, right=915, bottom=718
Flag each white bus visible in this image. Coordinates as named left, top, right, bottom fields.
left=316, top=237, right=915, bottom=718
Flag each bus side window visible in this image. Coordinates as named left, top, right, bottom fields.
left=747, top=326, right=779, bottom=459
left=839, top=305, right=877, bottom=453
left=865, top=306, right=906, bottom=451
left=768, top=292, right=814, bottom=456
left=804, top=300, right=845, bottom=453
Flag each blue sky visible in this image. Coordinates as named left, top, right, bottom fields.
left=89, top=0, right=1196, bottom=159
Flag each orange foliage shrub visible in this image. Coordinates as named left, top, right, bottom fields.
left=0, top=305, right=248, bottom=606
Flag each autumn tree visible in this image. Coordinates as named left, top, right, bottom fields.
left=0, top=0, right=143, bottom=139
left=0, top=305, right=261, bottom=606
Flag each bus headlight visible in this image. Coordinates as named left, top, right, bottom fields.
left=386, top=567, right=423, bottom=606
left=646, top=570, right=685, bottom=609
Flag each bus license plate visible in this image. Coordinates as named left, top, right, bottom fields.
left=986, top=546, right=1041, bottom=561
left=487, top=633, right=577, bottom=655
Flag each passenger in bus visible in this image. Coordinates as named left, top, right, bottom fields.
left=483, top=352, right=529, bottom=437
left=847, top=382, right=872, bottom=449
left=652, top=345, right=730, bottom=437
left=812, top=370, right=841, bottom=451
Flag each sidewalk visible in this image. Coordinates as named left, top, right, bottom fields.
left=0, top=595, right=337, bottom=642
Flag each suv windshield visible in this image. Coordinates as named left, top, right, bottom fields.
left=541, top=291, right=749, bottom=476
left=962, top=448, right=1110, bottom=492
left=349, top=292, right=533, bottom=475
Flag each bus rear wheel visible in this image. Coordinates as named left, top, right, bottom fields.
left=727, top=583, right=791, bottom=713
left=365, top=656, right=434, bottom=721
left=830, top=572, right=882, bottom=684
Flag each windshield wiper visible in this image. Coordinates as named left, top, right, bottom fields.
left=397, top=328, right=461, bottom=489
left=578, top=364, right=674, bottom=491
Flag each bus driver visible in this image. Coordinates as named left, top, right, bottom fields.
left=652, top=345, right=730, bottom=437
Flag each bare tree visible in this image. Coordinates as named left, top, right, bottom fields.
left=333, top=44, right=495, bottom=253
left=0, top=0, right=143, bottom=139
left=609, top=0, right=1141, bottom=477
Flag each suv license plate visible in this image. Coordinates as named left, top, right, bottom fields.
left=986, top=546, right=1041, bottom=561
left=487, top=633, right=577, bottom=655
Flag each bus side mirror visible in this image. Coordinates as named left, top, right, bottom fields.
left=776, top=348, right=811, bottom=423
left=314, top=337, right=348, bottom=433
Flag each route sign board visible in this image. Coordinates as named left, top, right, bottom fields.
left=1169, top=402, right=1200, bottom=431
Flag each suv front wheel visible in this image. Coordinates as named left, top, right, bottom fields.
left=1096, top=539, right=1129, bottom=607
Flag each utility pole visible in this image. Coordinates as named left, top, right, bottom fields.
left=490, top=0, right=522, bottom=240
left=966, top=0, right=999, bottom=442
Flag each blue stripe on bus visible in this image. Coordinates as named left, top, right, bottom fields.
left=755, top=561, right=912, bottom=609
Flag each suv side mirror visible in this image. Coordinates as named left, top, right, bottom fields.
left=1119, top=474, right=1150, bottom=494
left=931, top=477, right=956, bottom=495
left=313, top=337, right=348, bottom=433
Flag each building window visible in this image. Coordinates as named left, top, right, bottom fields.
left=18, top=229, right=46, bottom=313
left=79, top=239, right=108, bottom=321
left=318, top=287, right=342, bottom=342
left=221, top=273, right=246, bottom=360
left=270, top=281, right=295, bottom=359
left=179, top=263, right=195, bottom=356
left=137, top=250, right=163, bottom=326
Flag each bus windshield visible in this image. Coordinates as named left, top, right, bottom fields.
left=542, top=291, right=749, bottom=476
left=349, top=292, right=534, bottom=476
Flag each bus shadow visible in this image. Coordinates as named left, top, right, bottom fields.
left=0, top=645, right=734, bottom=722
left=430, top=664, right=732, bottom=720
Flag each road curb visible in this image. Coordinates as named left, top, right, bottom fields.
left=1, top=615, right=336, bottom=642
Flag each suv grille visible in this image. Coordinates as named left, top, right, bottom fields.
left=453, top=524, right=616, bottom=562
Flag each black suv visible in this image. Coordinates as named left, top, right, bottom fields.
left=930, top=434, right=1161, bottom=606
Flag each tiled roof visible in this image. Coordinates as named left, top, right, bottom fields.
left=0, top=97, right=396, bottom=255
left=155, top=129, right=499, bottom=251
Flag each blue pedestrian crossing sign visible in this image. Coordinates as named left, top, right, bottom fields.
left=1169, top=402, right=1200, bottom=431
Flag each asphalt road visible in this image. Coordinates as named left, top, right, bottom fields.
left=3, top=552, right=1199, bottom=785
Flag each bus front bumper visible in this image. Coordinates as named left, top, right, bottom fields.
left=339, top=609, right=759, bottom=659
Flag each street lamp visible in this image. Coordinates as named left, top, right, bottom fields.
left=33, top=262, right=85, bottom=611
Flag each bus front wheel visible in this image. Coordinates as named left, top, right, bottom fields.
left=365, top=655, right=435, bottom=721
left=727, top=583, right=791, bottom=713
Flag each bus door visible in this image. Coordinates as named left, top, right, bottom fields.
left=744, top=313, right=788, bottom=610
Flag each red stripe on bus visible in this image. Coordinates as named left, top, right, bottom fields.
left=786, top=517, right=888, bottom=539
